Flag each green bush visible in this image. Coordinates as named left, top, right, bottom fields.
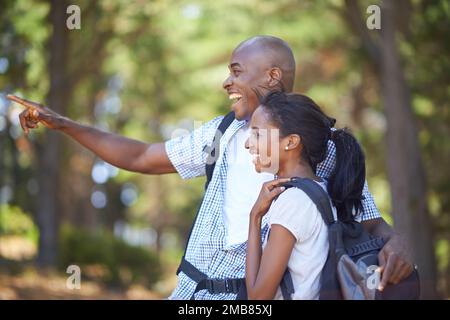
left=0, top=205, right=39, bottom=243
left=59, top=225, right=162, bottom=288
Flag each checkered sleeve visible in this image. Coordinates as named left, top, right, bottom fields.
left=165, top=116, right=224, bottom=180
left=317, top=140, right=381, bottom=221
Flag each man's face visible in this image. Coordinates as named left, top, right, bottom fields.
left=223, top=46, right=271, bottom=121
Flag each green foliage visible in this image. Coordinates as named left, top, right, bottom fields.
left=58, top=225, right=162, bottom=288
left=0, top=205, right=39, bottom=243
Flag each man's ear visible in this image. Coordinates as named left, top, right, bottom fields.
left=268, top=67, right=283, bottom=88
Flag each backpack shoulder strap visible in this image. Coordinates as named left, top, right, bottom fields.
left=283, top=177, right=336, bottom=225
left=204, top=111, right=235, bottom=190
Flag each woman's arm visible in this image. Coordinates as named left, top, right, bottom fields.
left=246, top=211, right=296, bottom=300
left=245, top=178, right=292, bottom=300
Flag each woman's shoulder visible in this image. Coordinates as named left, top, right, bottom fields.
left=270, top=187, right=325, bottom=242
left=270, top=187, right=322, bottom=222
left=274, top=186, right=316, bottom=208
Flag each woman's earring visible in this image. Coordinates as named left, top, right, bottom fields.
left=285, top=146, right=289, bottom=151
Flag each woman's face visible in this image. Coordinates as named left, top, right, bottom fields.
left=245, top=106, right=287, bottom=174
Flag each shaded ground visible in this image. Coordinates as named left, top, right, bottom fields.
left=0, top=270, right=167, bottom=300
left=0, top=235, right=178, bottom=299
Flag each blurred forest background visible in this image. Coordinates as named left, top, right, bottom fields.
left=0, top=0, right=448, bottom=299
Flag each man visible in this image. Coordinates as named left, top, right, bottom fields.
left=8, top=35, right=413, bottom=299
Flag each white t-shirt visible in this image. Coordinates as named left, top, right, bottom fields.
left=263, top=181, right=338, bottom=300
left=223, top=124, right=273, bottom=247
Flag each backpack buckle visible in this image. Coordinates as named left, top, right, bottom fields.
left=206, top=279, right=237, bottom=294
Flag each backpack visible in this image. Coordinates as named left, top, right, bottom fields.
left=280, top=177, right=421, bottom=300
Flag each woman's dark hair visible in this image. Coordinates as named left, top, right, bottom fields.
left=260, top=91, right=365, bottom=222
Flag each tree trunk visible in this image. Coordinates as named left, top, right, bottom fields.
left=380, top=0, right=437, bottom=299
left=36, top=0, right=70, bottom=267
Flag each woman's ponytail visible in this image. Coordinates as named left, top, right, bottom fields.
left=327, top=128, right=366, bottom=222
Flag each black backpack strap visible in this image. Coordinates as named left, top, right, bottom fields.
left=178, top=256, right=208, bottom=281
left=204, top=111, right=235, bottom=190
left=178, top=256, right=244, bottom=299
left=284, top=177, right=336, bottom=225
left=280, top=269, right=295, bottom=300
left=192, top=277, right=244, bottom=300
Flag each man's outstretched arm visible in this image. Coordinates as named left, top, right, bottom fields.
left=8, top=94, right=176, bottom=175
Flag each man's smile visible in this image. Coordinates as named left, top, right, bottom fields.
left=228, top=92, right=243, bottom=105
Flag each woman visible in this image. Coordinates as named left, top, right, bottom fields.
left=244, top=91, right=366, bottom=299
